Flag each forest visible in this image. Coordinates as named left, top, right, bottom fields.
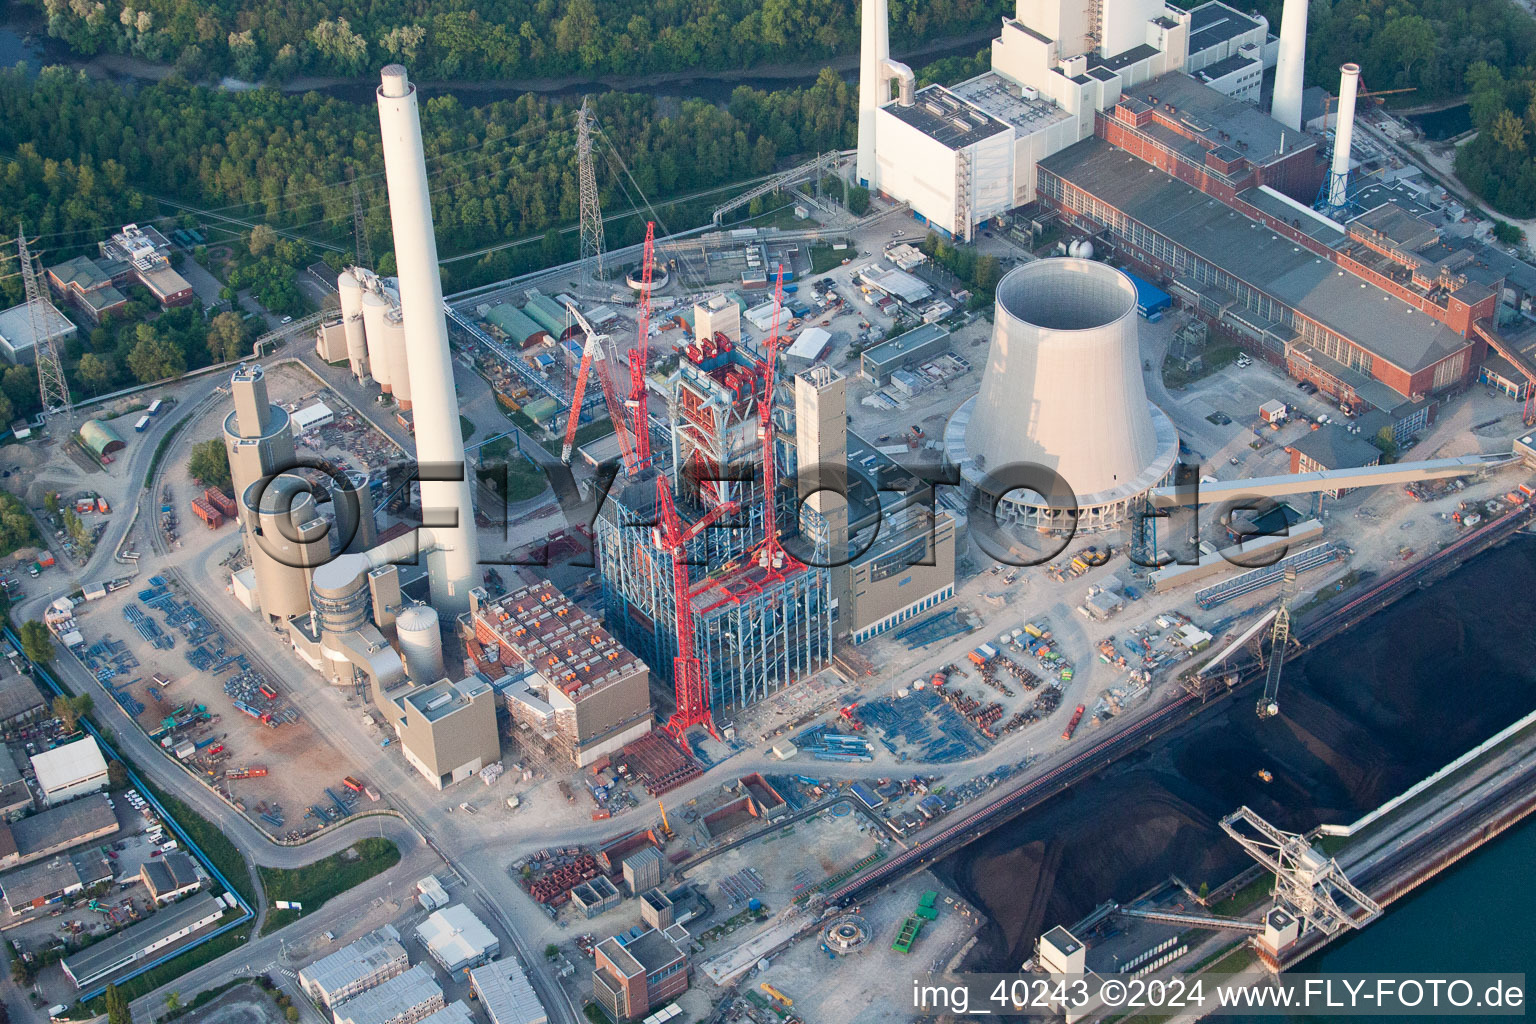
left=29, top=0, right=1008, bottom=82
left=1251, top=0, right=1536, bottom=102
left=1454, top=61, right=1536, bottom=218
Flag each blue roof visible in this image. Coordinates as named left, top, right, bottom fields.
left=1120, top=268, right=1172, bottom=314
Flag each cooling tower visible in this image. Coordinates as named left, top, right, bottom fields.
left=376, top=64, right=479, bottom=615
left=395, top=604, right=445, bottom=683
left=945, top=259, right=1178, bottom=533
left=338, top=269, right=369, bottom=380
left=361, top=286, right=393, bottom=393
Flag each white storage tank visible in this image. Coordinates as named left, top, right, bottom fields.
left=384, top=307, right=412, bottom=410
left=360, top=286, right=393, bottom=393
left=396, top=604, right=444, bottom=683
left=338, top=269, right=370, bottom=380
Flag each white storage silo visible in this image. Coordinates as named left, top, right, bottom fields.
left=361, top=286, right=393, bottom=394
left=395, top=604, right=445, bottom=683
left=338, top=269, right=370, bottom=380
left=383, top=307, right=412, bottom=410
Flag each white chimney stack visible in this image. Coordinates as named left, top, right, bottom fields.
left=1328, top=63, right=1360, bottom=207
left=375, top=65, right=479, bottom=615
left=856, top=0, right=914, bottom=191
left=1271, top=0, right=1308, bottom=131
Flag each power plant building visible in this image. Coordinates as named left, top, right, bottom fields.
left=386, top=675, right=502, bottom=790
left=469, top=582, right=653, bottom=768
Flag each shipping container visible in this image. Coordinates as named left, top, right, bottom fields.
left=134, top=416, right=151, bottom=432
left=147, top=399, right=163, bottom=416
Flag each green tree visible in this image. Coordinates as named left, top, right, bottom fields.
left=188, top=438, right=232, bottom=490
left=248, top=224, right=278, bottom=256
left=164, top=992, right=181, bottom=1012
left=284, top=1008, right=299, bottom=1023
left=0, top=391, right=13, bottom=426
left=77, top=352, right=115, bottom=390
left=1493, top=109, right=1529, bottom=152
left=1373, top=15, right=1437, bottom=84
left=846, top=184, right=870, bottom=215
left=1494, top=221, right=1525, bottom=245
left=107, top=759, right=129, bottom=789
left=105, top=982, right=133, bottom=1024
left=544, top=943, right=560, bottom=959
left=19, top=620, right=52, bottom=663
left=127, top=330, right=187, bottom=384
left=205, top=311, right=251, bottom=363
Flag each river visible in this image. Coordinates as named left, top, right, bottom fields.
left=936, top=536, right=1536, bottom=976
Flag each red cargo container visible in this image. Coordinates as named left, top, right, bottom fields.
left=190, top=498, right=224, bottom=529
left=204, top=488, right=237, bottom=518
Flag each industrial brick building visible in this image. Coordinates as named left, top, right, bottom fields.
left=592, top=928, right=690, bottom=1021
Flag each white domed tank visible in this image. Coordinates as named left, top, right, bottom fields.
left=1078, top=240, right=1094, bottom=260
left=338, top=270, right=369, bottom=380
left=360, top=287, right=393, bottom=393
left=395, top=604, right=444, bottom=683
left=1066, top=239, right=1082, bottom=258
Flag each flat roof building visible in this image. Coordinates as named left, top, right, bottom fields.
left=62, top=892, right=228, bottom=989
left=593, top=928, right=689, bottom=1022
left=468, top=960, right=547, bottom=1024
left=299, top=925, right=409, bottom=1007
left=46, top=255, right=130, bottom=324
left=413, top=1004, right=474, bottom=1024
left=100, top=224, right=193, bottom=310
left=330, top=964, right=444, bottom=1024
left=415, top=904, right=500, bottom=973
left=861, top=324, right=950, bottom=384
left=471, top=583, right=652, bottom=768
left=0, top=299, right=76, bottom=366
left=0, top=673, right=47, bottom=731
left=388, top=676, right=501, bottom=790
left=30, top=737, right=109, bottom=806
left=0, top=747, right=32, bottom=821
left=1287, top=425, right=1383, bottom=497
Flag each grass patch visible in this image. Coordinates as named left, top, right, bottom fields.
left=583, top=1003, right=614, bottom=1024
left=81, top=919, right=251, bottom=1010
left=258, top=838, right=400, bottom=936
left=1211, top=872, right=1272, bottom=918
left=478, top=453, right=550, bottom=504
left=1204, top=944, right=1257, bottom=977
left=460, top=415, right=476, bottom=441
left=1162, top=343, right=1241, bottom=389
left=810, top=244, right=849, bottom=274
left=147, top=414, right=192, bottom=482
left=1293, top=570, right=1363, bottom=618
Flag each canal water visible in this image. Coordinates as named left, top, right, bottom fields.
left=1407, top=104, right=1473, bottom=141
left=937, top=535, right=1536, bottom=975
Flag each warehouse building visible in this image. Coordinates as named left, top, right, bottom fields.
left=413, top=1005, right=474, bottom=1024
left=62, top=892, right=228, bottom=989
left=330, top=964, right=444, bottom=1024
left=139, top=851, right=201, bottom=903
left=860, top=324, right=950, bottom=385
left=0, top=795, right=120, bottom=870
left=0, top=750, right=32, bottom=820
left=468, top=960, right=548, bottom=1024
left=299, top=925, right=409, bottom=1007
left=416, top=904, right=500, bottom=973
left=0, top=672, right=48, bottom=731
left=0, top=298, right=76, bottom=366
left=1287, top=427, right=1383, bottom=497
left=30, top=737, right=109, bottom=806
left=0, top=848, right=113, bottom=917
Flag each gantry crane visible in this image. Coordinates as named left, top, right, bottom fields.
left=753, top=265, right=798, bottom=574
left=1257, top=568, right=1298, bottom=718
left=653, top=473, right=738, bottom=739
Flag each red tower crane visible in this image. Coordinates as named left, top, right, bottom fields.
left=562, top=305, right=639, bottom=471
left=653, top=474, right=738, bottom=738
left=753, top=265, right=798, bottom=574
left=628, top=222, right=656, bottom=470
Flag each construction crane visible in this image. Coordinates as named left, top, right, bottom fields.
left=753, top=265, right=797, bottom=574
left=653, top=473, right=738, bottom=739
left=627, top=222, right=656, bottom=471
left=658, top=800, right=673, bottom=838
left=1323, top=85, right=1415, bottom=113
left=1257, top=568, right=1298, bottom=718
left=560, top=305, right=639, bottom=471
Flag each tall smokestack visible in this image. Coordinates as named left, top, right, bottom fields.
left=375, top=65, right=479, bottom=615
left=1271, top=0, right=1307, bottom=131
left=857, top=0, right=891, bottom=189
left=1328, top=63, right=1360, bottom=207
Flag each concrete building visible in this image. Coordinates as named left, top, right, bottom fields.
left=1184, top=1, right=1273, bottom=103
left=693, top=294, right=741, bottom=345
left=30, top=737, right=109, bottom=806
left=223, top=363, right=297, bottom=530
left=415, top=904, right=500, bottom=973
left=1287, top=426, right=1383, bottom=497
left=0, top=748, right=34, bottom=820
left=0, top=296, right=76, bottom=365
left=414, top=1005, right=474, bottom=1024
left=299, top=925, right=409, bottom=1007
left=467, top=960, right=548, bottom=1024
left=639, top=890, right=675, bottom=930
left=570, top=876, right=621, bottom=918
left=0, top=849, right=113, bottom=917
left=61, top=892, right=227, bottom=989
left=622, top=846, right=664, bottom=895
left=0, top=673, right=46, bottom=731
left=860, top=324, right=950, bottom=385
left=139, top=851, right=201, bottom=903
left=592, top=929, right=689, bottom=1022
left=846, top=505, right=957, bottom=643
left=470, top=582, right=652, bottom=768
left=46, top=256, right=128, bottom=324
left=100, top=225, right=193, bottom=309
left=387, top=675, right=501, bottom=790
left=0, top=795, right=119, bottom=870
left=330, top=964, right=444, bottom=1024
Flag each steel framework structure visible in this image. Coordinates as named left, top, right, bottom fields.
left=1220, top=806, right=1381, bottom=936
left=1256, top=568, right=1297, bottom=718
left=576, top=98, right=606, bottom=288
left=20, top=227, right=70, bottom=418
left=350, top=178, right=373, bottom=270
